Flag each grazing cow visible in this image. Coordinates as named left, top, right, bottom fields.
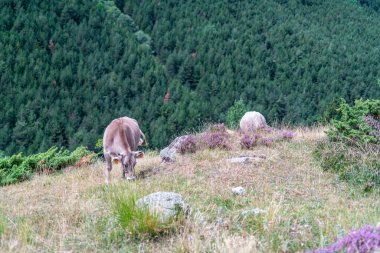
left=239, top=111, right=267, bottom=133
left=103, top=117, right=146, bottom=183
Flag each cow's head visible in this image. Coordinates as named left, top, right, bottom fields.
left=121, top=151, right=144, bottom=178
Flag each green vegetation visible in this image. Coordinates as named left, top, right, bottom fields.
left=328, top=99, right=380, bottom=144
left=315, top=141, right=380, bottom=192
left=109, top=186, right=184, bottom=241
left=0, top=0, right=166, bottom=154
left=225, top=100, right=247, bottom=129
left=315, top=99, right=380, bottom=192
left=124, top=0, right=380, bottom=125
left=0, top=127, right=379, bottom=252
left=1, top=0, right=380, bottom=155
left=0, top=146, right=92, bottom=186
left=0, top=211, right=6, bottom=237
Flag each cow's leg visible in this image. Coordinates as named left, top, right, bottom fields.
left=105, top=154, right=112, bottom=184
left=121, top=162, right=126, bottom=179
left=126, top=153, right=138, bottom=180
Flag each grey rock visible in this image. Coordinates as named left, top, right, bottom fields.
left=160, top=147, right=177, bottom=163
left=227, top=155, right=266, bottom=164
left=240, top=208, right=266, bottom=217
left=227, top=157, right=251, bottom=164
left=232, top=186, right=246, bottom=195
left=136, top=192, right=190, bottom=222
left=240, top=111, right=267, bottom=133
left=160, top=135, right=193, bottom=163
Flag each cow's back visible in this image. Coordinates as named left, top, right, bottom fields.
left=119, top=117, right=140, bottom=150
left=103, top=117, right=141, bottom=154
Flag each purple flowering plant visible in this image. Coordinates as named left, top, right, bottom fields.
left=310, top=225, right=380, bottom=253
left=202, top=123, right=231, bottom=150
left=178, top=135, right=197, bottom=154
left=282, top=130, right=296, bottom=140
left=240, top=134, right=257, bottom=149
left=260, top=137, right=274, bottom=147
left=364, top=115, right=380, bottom=142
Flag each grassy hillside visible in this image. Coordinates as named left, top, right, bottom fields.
left=0, top=127, right=379, bottom=252
left=1, top=0, right=380, bottom=155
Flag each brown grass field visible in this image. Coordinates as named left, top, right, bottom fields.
left=0, top=126, right=379, bottom=252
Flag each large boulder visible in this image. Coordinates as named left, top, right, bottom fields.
left=160, top=135, right=193, bottom=163
left=239, top=111, right=267, bottom=133
left=136, top=192, right=190, bottom=222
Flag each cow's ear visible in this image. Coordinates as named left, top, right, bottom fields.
left=134, top=151, right=144, bottom=159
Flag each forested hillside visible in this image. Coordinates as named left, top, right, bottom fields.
left=123, top=0, right=380, bottom=123
left=0, top=0, right=167, bottom=154
left=1, top=0, right=380, bottom=155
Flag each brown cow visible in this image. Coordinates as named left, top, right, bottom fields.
left=103, top=116, right=146, bottom=183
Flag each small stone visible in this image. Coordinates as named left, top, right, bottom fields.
left=227, top=155, right=266, bottom=164
left=227, top=157, right=250, bottom=164
left=232, top=186, right=245, bottom=195
left=240, top=208, right=266, bottom=217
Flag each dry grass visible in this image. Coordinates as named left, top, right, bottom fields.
left=0, top=126, right=379, bottom=252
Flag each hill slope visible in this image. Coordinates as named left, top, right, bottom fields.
left=123, top=0, right=380, bottom=123
left=0, top=127, right=379, bottom=252
left=1, top=0, right=380, bottom=155
left=0, top=0, right=167, bottom=154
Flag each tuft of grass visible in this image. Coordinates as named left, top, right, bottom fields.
left=212, top=196, right=234, bottom=211
left=16, top=219, right=33, bottom=245
left=108, top=186, right=184, bottom=241
left=0, top=211, right=6, bottom=237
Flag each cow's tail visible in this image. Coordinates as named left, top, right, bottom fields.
left=139, top=130, right=147, bottom=146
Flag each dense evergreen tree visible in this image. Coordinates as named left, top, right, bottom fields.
left=0, top=0, right=168, bottom=154
left=1, top=0, right=380, bottom=155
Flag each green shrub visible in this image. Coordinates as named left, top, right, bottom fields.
left=314, top=140, right=380, bottom=192
left=95, top=138, right=104, bottom=155
left=226, top=99, right=247, bottom=129
left=328, top=99, right=380, bottom=144
left=110, top=189, right=183, bottom=241
left=0, top=146, right=92, bottom=186
left=315, top=98, right=380, bottom=192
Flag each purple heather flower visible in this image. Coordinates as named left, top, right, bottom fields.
left=282, top=130, right=296, bottom=140
left=240, top=134, right=257, bottom=149
left=178, top=135, right=197, bottom=154
left=260, top=137, right=274, bottom=147
left=262, top=126, right=274, bottom=133
left=203, top=124, right=231, bottom=150
left=364, top=115, right=380, bottom=141
left=309, top=225, right=380, bottom=253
